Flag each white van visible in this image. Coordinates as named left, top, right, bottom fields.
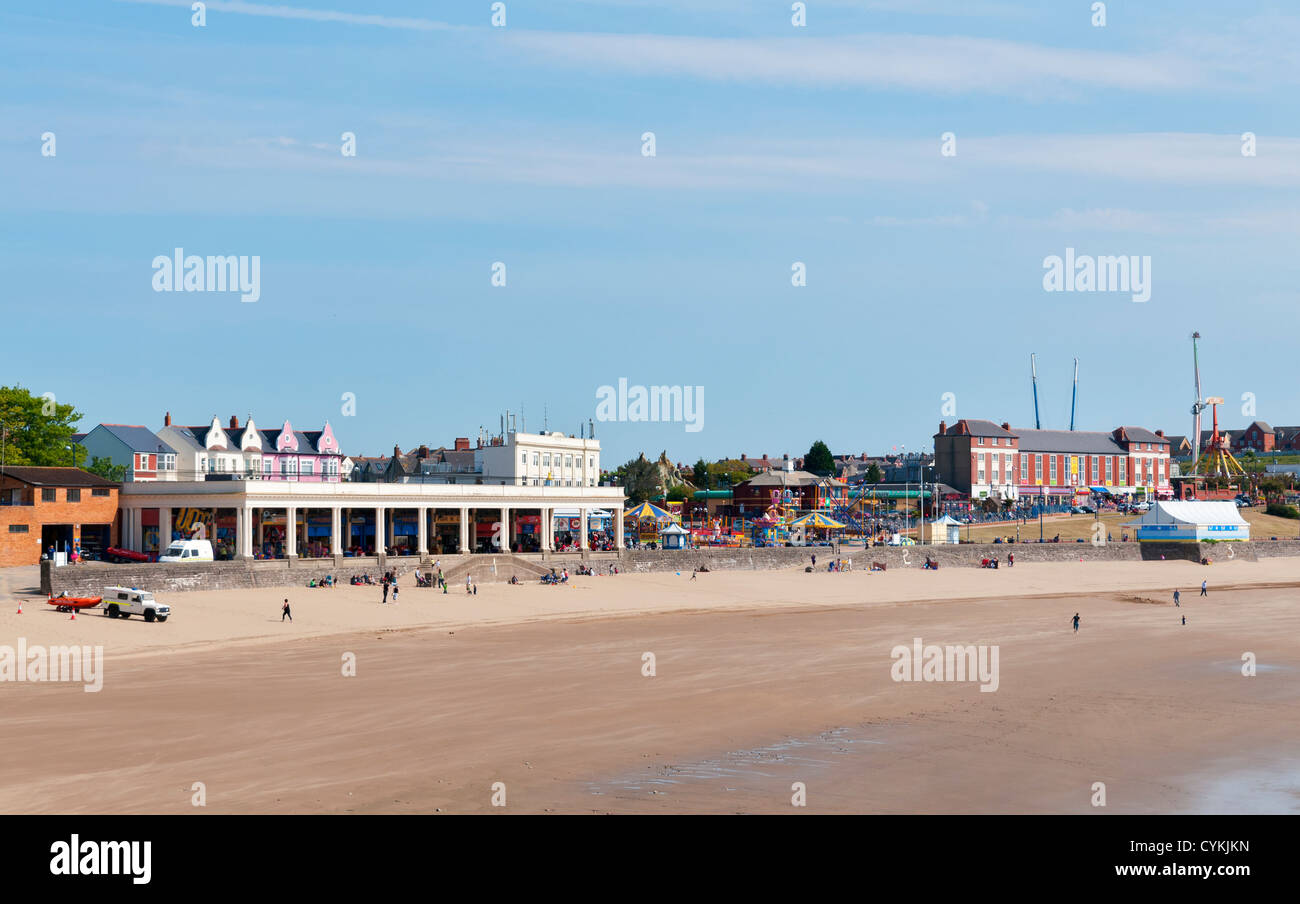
left=103, top=586, right=170, bottom=622
left=159, top=539, right=214, bottom=563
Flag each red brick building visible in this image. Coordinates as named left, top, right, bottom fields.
left=933, top=420, right=1173, bottom=502
left=0, top=467, right=120, bottom=566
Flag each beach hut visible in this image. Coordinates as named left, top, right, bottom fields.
left=1125, top=501, right=1249, bottom=542
left=929, top=514, right=962, bottom=545
left=658, top=521, right=691, bottom=549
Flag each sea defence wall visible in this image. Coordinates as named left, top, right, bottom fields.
left=42, top=540, right=1300, bottom=594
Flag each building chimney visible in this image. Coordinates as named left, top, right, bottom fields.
left=1001, top=422, right=1011, bottom=432
left=229, top=415, right=239, bottom=430
left=164, top=412, right=172, bottom=427
left=393, top=444, right=402, bottom=458
left=417, top=445, right=430, bottom=458
left=454, top=437, right=470, bottom=451
left=939, top=421, right=946, bottom=435
left=1155, top=429, right=1165, bottom=437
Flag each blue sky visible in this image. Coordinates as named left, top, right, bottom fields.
left=3, top=0, right=1298, bottom=466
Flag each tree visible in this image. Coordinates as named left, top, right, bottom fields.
left=617, top=455, right=662, bottom=503
left=86, top=456, right=127, bottom=482
left=692, top=458, right=711, bottom=491
left=0, top=385, right=84, bottom=467
left=804, top=440, right=834, bottom=476
left=666, top=485, right=689, bottom=502
left=864, top=463, right=883, bottom=483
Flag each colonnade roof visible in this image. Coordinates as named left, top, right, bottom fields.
left=119, top=480, right=627, bottom=508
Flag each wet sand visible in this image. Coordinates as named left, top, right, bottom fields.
left=1, top=558, right=1297, bottom=813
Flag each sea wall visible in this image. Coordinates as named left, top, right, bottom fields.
left=42, top=540, right=1298, bottom=594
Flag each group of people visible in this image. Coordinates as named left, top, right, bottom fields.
left=541, top=568, right=569, bottom=585
left=305, top=575, right=336, bottom=588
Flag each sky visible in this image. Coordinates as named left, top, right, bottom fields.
left=2, top=0, right=1298, bottom=467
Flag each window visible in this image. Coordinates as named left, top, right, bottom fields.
left=565, top=455, right=573, bottom=468
left=41, top=488, right=56, bottom=502
left=977, top=437, right=985, bottom=445
left=1091, top=458, right=1099, bottom=482
left=532, top=453, right=539, bottom=466
left=589, top=457, right=594, bottom=469
left=8, top=524, right=28, bottom=533
left=1119, top=459, right=1126, bottom=483
left=1034, top=455, right=1043, bottom=480
left=264, top=458, right=273, bottom=474
left=301, top=461, right=314, bottom=476
left=1105, top=457, right=1113, bottom=482
left=1049, top=456, right=1057, bottom=483
left=67, top=488, right=81, bottom=502
left=93, top=488, right=109, bottom=497
left=543, top=453, right=550, bottom=466
left=1021, top=457, right=1029, bottom=482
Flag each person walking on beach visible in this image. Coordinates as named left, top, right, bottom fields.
left=690, top=569, right=698, bottom=581
left=1182, top=615, right=1186, bottom=626
left=1072, top=613, right=1080, bottom=634
left=1174, top=589, right=1181, bottom=607
left=382, top=579, right=389, bottom=604
left=282, top=599, right=292, bottom=622
left=391, top=579, right=398, bottom=603
left=1200, top=579, right=1208, bottom=597
left=466, top=573, right=473, bottom=594
left=811, top=554, right=816, bottom=567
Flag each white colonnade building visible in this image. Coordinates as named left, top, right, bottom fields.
left=117, top=480, right=625, bottom=560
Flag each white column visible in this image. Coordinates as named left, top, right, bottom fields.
left=159, top=507, right=172, bottom=549
left=286, top=506, right=298, bottom=557
left=459, top=507, right=470, bottom=554
left=330, top=507, right=342, bottom=556
left=540, top=507, right=550, bottom=551
left=418, top=506, right=428, bottom=555
left=132, top=508, right=144, bottom=551
left=374, top=505, right=385, bottom=555
left=499, top=506, right=509, bottom=552
left=615, top=506, right=624, bottom=549
left=579, top=506, right=589, bottom=550
left=241, top=507, right=254, bottom=558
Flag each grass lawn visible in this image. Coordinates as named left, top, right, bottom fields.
left=951, top=507, right=1300, bottom=543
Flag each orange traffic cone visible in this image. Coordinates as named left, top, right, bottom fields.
left=16, top=603, right=21, bottom=614
left=70, top=610, right=76, bottom=620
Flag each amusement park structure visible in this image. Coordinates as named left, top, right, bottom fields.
left=1029, top=353, right=1079, bottom=430
left=1190, top=396, right=1246, bottom=478
left=1187, top=332, right=1245, bottom=478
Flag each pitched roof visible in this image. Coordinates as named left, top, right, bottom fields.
left=942, top=419, right=1016, bottom=438
left=96, top=424, right=177, bottom=455
left=1015, top=429, right=1126, bottom=455
left=1113, top=426, right=1167, bottom=445
left=0, top=466, right=117, bottom=487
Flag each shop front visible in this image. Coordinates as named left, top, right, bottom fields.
left=433, top=511, right=460, bottom=554
left=389, top=510, right=418, bottom=555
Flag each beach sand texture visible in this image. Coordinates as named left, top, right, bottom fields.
left=1, top=557, right=1297, bottom=814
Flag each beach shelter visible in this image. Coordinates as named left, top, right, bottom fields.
left=929, top=514, right=962, bottom=545
left=658, top=521, right=691, bottom=549
left=1124, top=501, right=1249, bottom=542
left=624, top=501, right=673, bottom=521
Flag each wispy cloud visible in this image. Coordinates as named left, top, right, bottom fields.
left=115, top=0, right=461, bottom=31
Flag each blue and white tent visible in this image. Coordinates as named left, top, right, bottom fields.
left=1125, top=501, right=1249, bottom=542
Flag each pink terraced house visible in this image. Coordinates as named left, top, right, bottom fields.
left=156, top=414, right=344, bottom=482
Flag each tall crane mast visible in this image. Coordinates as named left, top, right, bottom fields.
left=1190, top=332, right=1206, bottom=474
left=1030, top=354, right=1041, bottom=430
left=1070, top=357, right=1078, bottom=432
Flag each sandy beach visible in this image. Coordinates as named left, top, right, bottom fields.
left=2, top=557, right=1298, bottom=814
